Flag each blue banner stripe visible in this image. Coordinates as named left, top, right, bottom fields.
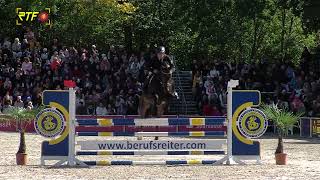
left=202, top=160, right=217, bottom=164
left=204, top=151, right=225, bottom=155
left=113, top=132, right=135, bottom=136
left=166, top=160, right=187, bottom=165
left=168, top=118, right=189, bottom=125
left=113, top=151, right=135, bottom=155
left=77, top=132, right=99, bottom=136
left=77, top=120, right=99, bottom=126
left=76, top=151, right=98, bottom=155
left=112, top=119, right=135, bottom=125
left=111, top=161, right=133, bottom=165
left=205, top=131, right=225, bottom=136
left=205, top=118, right=226, bottom=125
left=167, top=151, right=189, bottom=155
left=84, top=161, right=97, bottom=166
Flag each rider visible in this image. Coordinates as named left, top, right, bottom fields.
left=144, top=46, right=179, bottom=99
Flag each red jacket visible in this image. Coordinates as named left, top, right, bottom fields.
left=50, top=60, right=61, bottom=71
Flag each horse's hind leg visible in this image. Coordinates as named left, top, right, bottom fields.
left=138, top=97, right=147, bottom=140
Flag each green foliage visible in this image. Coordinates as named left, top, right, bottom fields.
left=261, top=103, right=302, bottom=137
left=0, top=106, right=44, bottom=131
left=0, top=0, right=319, bottom=67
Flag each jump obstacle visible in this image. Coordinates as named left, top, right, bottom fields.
left=38, top=80, right=265, bottom=166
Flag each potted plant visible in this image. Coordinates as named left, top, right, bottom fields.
left=261, top=103, right=302, bottom=165
left=0, top=107, right=43, bottom=165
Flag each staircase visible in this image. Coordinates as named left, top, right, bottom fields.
left=168, top=71, right=199, bottom=115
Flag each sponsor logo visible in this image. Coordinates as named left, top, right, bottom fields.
left=34, top=108, right=65, bottom=138
left=237, top=108, right=267, bottom=139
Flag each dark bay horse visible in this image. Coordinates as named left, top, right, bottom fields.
left=138, top=61, right=175, bottom=140
left=139, top=60, right=174, bottom=118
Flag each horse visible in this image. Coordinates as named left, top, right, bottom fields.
left=139, top=60, right=173, bottom=118
left=138, top=60, right=175, bottom=140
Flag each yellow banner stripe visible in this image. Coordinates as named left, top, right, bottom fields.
left=97, top=161, right=111, bottom=165
left=98, top=118, right=113, bottom=126
left=98, top=151, right=112, bottom=155
left=99, top=132, right=113, bottom=136
left=191, top=118, right=205, bottom=125
left=191, top=151, right=203, bottom=155
left=190, top=131, right=205, bottom=137
left=188, top=159, right=201, bottom=164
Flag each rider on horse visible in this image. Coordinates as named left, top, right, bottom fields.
left=143, top=46, right=179, bottom=103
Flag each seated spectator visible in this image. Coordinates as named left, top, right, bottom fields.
left=76, top=100, right=87, bottom=115
left=211, top=105, right=222, bottom=116
left=290, top=94, right=305, bottom=113
left=2, top=100, right=12, bottom=114
left=96, top=102, right=107, bottom=115
left=14, top=96, right=24, bottom=108
left=209, top=66, right=219, bottom=78
left=3, top=78, right=12, bottom=91
left=26, top=101, right=33, bottom=109
left=106, top=104, right=116, bottom=115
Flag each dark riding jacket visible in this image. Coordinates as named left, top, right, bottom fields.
left=145, top=55, right=174, bottom=73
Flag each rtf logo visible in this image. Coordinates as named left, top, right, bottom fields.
left=16, top=8, right=51, bottom=26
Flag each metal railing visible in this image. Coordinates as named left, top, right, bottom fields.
left=171, top=56, right=187, bottom=115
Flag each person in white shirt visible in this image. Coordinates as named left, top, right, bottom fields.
left=209, top=66, right=219, bottom=78
left=12, top=38, right=22, bottom=58
left=96, top=102, right=107, bottom=115
left=14, top=96, right=24, bottom=108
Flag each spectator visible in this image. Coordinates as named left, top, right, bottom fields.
left=12, top=38, right=22, bottom=58
left=96, top=102, right=107, bottom=115
left=106, top=104, right=116, bottom=115
left=26, top=101, right=33, bottom=109
left=14, top=96, right=24, bottom=107
left=76, top=100, right=87, bottom=115
left=50, top=57, right=61, bottom=71
left=22, top=57, right=33, bottom=75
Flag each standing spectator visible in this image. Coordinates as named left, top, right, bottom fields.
left=12, top=38, right=22, bottom=58
left=129, top=55, right=140, bottom=79
left=50, top=57, right=61, bottom=71
left=22, top=57, right=33, bottom=75
left=192, top=71, right=202, bottom=97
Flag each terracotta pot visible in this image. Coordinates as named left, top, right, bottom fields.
left=16, top=153, right=27, bottom=165
left=275, top=153, right=287, bottom=165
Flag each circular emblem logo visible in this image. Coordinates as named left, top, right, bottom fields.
left=34, top=108, right=65, bottom=138
left=237, top=108, right=268, bottom=139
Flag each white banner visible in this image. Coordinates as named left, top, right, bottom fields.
left=77, top=140, right=226, bottom=150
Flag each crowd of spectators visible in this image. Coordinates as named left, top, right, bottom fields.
left=192, top=48, right=320, bottom=117
left=0, top=29, right=154, bottom=115
left=1, top=29, right=319, bottom=117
